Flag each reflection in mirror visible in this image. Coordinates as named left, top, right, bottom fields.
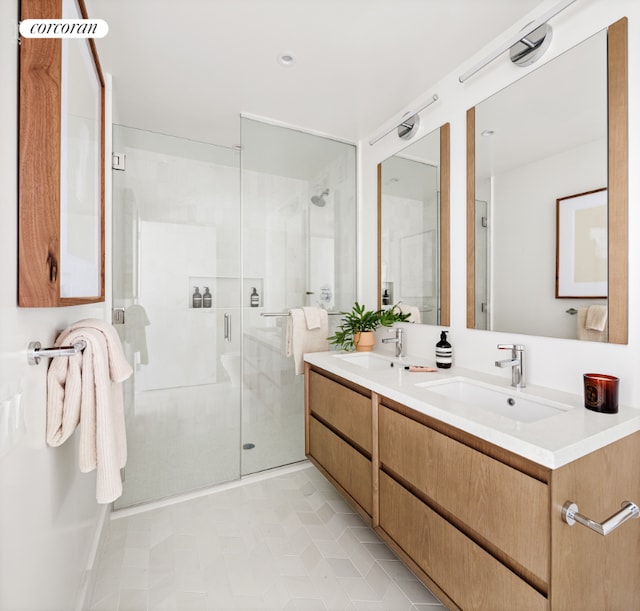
left=378, top=125, right=450, bottom=326
left=467, top=18, right=627, bottom=343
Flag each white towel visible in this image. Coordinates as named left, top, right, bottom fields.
left=285, top=308, right=329, bottom=375
left=576, top=307, right=608, bottom=342
left=46, top=319, right=133, bottom=503
left=585, top=304, right=608, bottom=332
left=302, top=306, right=322, bottom=330
left=398, top=303, right=421, bottom=324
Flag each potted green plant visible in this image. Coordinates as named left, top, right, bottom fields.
left=328, top=301, right=411, bottom=352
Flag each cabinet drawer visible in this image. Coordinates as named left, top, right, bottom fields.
left=308, top=370, right=372, bottom=453
left=379, top=473, right=548, bottom=611
left=379, top=406, right=549, bottom=583
left=309, top=416, right=372, bottom=516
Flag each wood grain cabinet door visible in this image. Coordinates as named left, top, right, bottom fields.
left=379, top=405, right=550, bottom=587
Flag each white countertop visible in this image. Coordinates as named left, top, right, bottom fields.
left=304, top=350, right=640, bottom=469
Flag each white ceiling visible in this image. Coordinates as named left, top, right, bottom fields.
left=86, top=0, right=543, bottom=148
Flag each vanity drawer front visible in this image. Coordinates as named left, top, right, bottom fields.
left=308, top=370, right=372, bottom=453
left=379, top=406, right=549, bottom=583
left=309, top=416, right=372, bottom=516
left=379, top=473, right=548, bottom=611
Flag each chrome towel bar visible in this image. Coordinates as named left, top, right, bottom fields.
left=562, top=500, right=640, bottom=536
left=27, top=340, right=87, bottom=366
left=260, top=311, right=341, bottom=317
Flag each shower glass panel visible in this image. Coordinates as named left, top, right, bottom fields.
left=240, top=118, right=357, bottom=475
left=112, top=125, right=241, bottom=508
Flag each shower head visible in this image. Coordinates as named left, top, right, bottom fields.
left=310, top=188, right=329, bottom=207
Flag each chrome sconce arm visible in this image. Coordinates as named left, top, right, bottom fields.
left=368, top=95, right=438, bottom=145
left=562, top=500, right=640, bottom=536
left=458, top=0, right=577, bottom=83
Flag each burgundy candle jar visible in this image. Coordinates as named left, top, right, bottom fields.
left=583, top=373, right=619, bottom=414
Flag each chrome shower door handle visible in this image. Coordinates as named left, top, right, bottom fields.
left=224, top=313, right=231, bottom=342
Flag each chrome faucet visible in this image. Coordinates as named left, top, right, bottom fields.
left=495, top=344, right=525, bottom=388
left=382, top=327, right=404, bottom=358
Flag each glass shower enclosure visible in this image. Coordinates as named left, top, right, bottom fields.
left=111, top=119, right=356, bottom=508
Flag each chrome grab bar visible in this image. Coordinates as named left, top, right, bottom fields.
left=562, top=500, right=640, bottom=536
left=260, top=311, right=341, bottom=317
left=27, top=340, right=87, bottom=366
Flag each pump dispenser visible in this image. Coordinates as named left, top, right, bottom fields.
left=192, top=287, right=202, bottom=308
left=250, top=287, right=260, bottom=307
left=436, top=330, right=452, bottom=369
left=203, top=287, right=212, bottom=308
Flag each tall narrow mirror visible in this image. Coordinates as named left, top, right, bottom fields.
left=467, top=18, right=627, bottom=343
left=378, top=124, right=450, bottom=325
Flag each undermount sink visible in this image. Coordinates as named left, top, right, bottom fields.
left=417, top=377, right=573, bottom=423
left=333, top=352, right=397, bottom=370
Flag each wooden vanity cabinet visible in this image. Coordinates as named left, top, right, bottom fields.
left=305, top=366, right=374, bottom=519
left=304, top=365, right=640, bottom=610
left=377, top=400, right=549, bottom=610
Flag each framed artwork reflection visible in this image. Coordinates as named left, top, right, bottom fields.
left=555, top=188, right=607, bottom=299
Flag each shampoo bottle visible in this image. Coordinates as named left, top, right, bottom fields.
left=436, top=330, right=452, bottom=369
left=192, top=286, right=202, bottom=308
left=203, top=287, right=212, bottom=308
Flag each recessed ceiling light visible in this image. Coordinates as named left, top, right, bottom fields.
left=277, top=52, right=296, bottom=67
left=481, top=129, right=495, bottom=137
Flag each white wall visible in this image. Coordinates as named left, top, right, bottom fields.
left=363, top=0, right=640, bottom=408
left=0, top=2, right=111, bottom=608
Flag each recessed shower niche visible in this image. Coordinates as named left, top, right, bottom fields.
left=187, top=277, right=264, bottom=309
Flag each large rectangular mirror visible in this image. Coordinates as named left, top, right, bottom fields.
left=467, top=18, right=627, bottom=343
left=378, top=124, right=450, bottom=325
left=19, top=0, right=105, bottom=307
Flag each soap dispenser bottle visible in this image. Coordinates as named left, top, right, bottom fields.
left=436, top=330, right=452, bottom=369
left=250, top=287, right=259, bottom=308
left=203, top=287, right=212, bottom=308
left=192, top=286, right=202, bottom=308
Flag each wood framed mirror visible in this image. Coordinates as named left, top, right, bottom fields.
left=378, top=123, right=450, bottom=326
left=467, top=18, right=627, bottom=343
left=19, top=0, right=105, bottom=307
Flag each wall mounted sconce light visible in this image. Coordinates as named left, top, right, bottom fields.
left=458, top=0, right=577, bottom=83
left=369, top=94, right=438, bottom=146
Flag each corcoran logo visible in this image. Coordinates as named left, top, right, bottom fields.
left=19, top=19, right=108, bottom=38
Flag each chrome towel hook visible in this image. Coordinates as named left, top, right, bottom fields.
left=27, top=340, right=87, bottom=366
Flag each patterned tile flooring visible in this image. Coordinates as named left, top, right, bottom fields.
left=89, top=463, right=448, bottom=611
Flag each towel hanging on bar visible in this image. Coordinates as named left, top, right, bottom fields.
left=46, top=319, right=133, bottom=503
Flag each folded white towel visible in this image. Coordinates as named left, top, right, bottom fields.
left=576, top=307, right=607, bottom=342
left=285, top=308, right=329, bottom=375
left=585, top=304, right=608, bottom=331
left=46, top=319, right=133, bottom=503
left=398, top=303, right=421, bottom=324
left=302, top=306, right=322, bottom=330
